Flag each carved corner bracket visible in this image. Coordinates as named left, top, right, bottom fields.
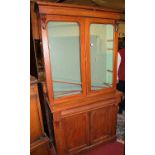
left=40, top=14, right=47, bottom=29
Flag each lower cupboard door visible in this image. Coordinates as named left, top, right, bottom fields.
left=62, top=113, right=89, bottom=153
left=90, top=104, right=117, bottom=144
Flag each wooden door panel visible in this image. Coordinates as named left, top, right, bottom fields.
left=90, top=104, right=117, bottom=144
left=62, top=113, right=89, bottom=152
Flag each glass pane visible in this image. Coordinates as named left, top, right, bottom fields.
left=47, top=22, right=82, bottom=98
left=90, top=24, right=114, bottom=90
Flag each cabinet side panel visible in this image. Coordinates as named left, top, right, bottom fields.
left=110, top=104, right=118, bottom=135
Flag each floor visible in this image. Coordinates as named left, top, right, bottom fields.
left=51, top=141, right=124, bottom=155
left=81, top=141, right=124, bottom=155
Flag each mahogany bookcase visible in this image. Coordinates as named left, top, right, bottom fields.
left=31, top=1, right=123, bottom=155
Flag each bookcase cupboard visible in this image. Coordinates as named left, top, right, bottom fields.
left=31, top=1, right=123, bottom=154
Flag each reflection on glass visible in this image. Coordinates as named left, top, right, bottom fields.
left=47, top=22, right=82, bottom=98
left=90, top=24, right=114, bottom=90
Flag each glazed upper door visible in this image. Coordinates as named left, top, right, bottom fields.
left=48, top=21, right=82, bottom=99
left=85, top=18, right=117, bottom=94
left=41, top=15, right=86, bottom=103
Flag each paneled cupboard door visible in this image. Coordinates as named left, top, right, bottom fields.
left=62, top=113, right=89, bottom=154
left=90, top=104, right=117, bottom=144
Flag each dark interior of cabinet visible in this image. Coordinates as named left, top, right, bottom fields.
left=30, top=19, right=38, bottom=78
left=37, top=82, right=56, bottom=146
